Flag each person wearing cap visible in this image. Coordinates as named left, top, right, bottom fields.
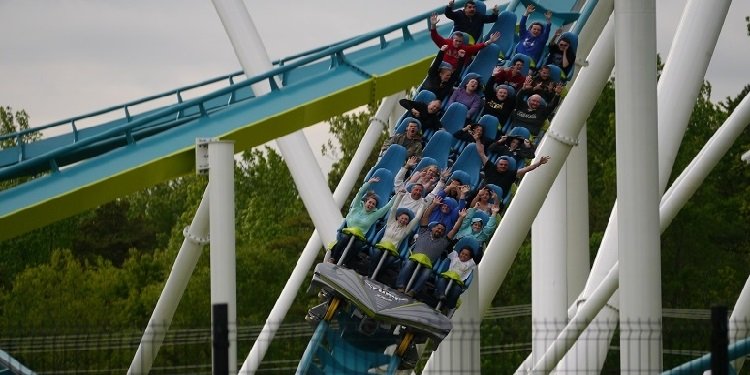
left=475, top=135, right=551, bottom=199
left=368, top=192, right=423, bottom=279
left=444, top=0, right=500, bottom=44
left=515, top=5, right=552, bottom=68
left=429, top=13, right=500, bottom=70
left=395, top=205, right=451, bottom=297
left=381, top=120, right=423, bottom=158
left=329, top=177, right=395, bottom=266
left=447, top=205, right=500, bottom=246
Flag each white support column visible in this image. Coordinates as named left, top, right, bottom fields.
left=477, top=15, right=615, bottom=317
left=239, top=94, right=402, bottom=374
left=208, top=140, right=237, bottom=373
left=211, top=0, right=342, bottom=247
left=531, top=172, right=568, bottom=366
left=614, top=1, right=662, bottom=372
left=556, top=0, right=733, bottom=371
left=566, top=127, right=590, bottom=304
left=128, top=188, right=210, bottom=375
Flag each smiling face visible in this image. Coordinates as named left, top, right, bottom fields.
left=427, top=100, right=441, bottom=114
left=539, top=67, right=550, bottom=80
left=478, top=188, right=490, bottom=202
left=431, top=223, right=446, bottom=237
left=364, top=197, right=378, bottom=211
left=496, top=159, right=510, bottom=172
left=528, top=95, right=542, bottom=110
left=530, top=24, right=543, bottom=37
left=409, top=184, right=424, bottom=199
left=397, top=213, right=411, bottom=226
left=496, top=87, right=509, bottom=100
left=458, top=248, right=473, bottom=262
left=471, top=220, right=483, bottom=232
left=511, top=60, right=524, bottom=74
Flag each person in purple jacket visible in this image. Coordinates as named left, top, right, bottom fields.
left=445, top=74, right=484, bottom=122
left=515, top=4, right=552, bottom=68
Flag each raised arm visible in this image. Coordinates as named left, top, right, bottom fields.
left=387, top=192, right=406, bottom=224
left=517, top=155, right=550, bottom=178
left=444, top=0, right=458, bottom=20
left=447, top=207, right=468, bottom=239
left=474, top=131, right=490, bottom=165
left=422, top=195, right=442, bottom=226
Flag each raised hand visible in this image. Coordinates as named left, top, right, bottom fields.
left=545, top=10, right=553, bottom=22
left=457, top=49, right=466, bottom=58
left=487, top=31, right=501, bottom=44
left=458, top=208, right=468, bottom=218
left=406, top=155, right=419, bottom=168
left=539, top=155, right=551, bottom=165
left=430, top=13, right=440, bottom=28
left=525, top=4, right=535, bottom=15
left=368, top=176, right=381, bottom=184
left=492, top=65, right=502, bottom=76
left=448, top=0, right=455, bottom=7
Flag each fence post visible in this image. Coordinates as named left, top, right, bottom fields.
left=711, top=305, right=729, bottom=375
left=213, top=303, right=229, bottom=375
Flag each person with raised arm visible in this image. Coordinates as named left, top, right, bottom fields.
left=475, top=131, right=550, bottom=198
left=444, top=0, right=500, bottom=43
left=430, top=13, right=500, bottom=69
left=515, top=5, right=552, bottom=68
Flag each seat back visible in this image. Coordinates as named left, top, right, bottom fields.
left=477, top=114, right=499, bottom=141
left=454, top=236, right=481, bottom=264
left=368, top=168, right=395, bottom=209
left=545, top=64, right=563, bottom=84
left=507, top=126, right=531, bottom=141
left=451, top=143, right=483, bottom=190
left=414, top=89, right=437, bottom=104
left=485, top=11, right=517, bottom=59
left=485, top=183, right=504, bottom=204
left=464, top=45, right=501, bottom=87
left=366, top=144, right=407, bottom=181
left=440, top=102, right=469, bottom=135
left=422, top=130, right=453, bottom=170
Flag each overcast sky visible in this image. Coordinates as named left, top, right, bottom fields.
left=1, top=0, right=748, bottom=171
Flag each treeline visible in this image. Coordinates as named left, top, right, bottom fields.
left=0, top=79, right=748, bottom=372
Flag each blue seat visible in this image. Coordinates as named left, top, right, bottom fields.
left=451, top=143, right=483, bottom=190
left=414, top=89, right=437, bottom=104
left=477, top=114, right=499, bottom=141
left=422, top=130, right=453, bottom=171
left=367, top=168, right=395, bottom=208
left=440, top=102, right=469, bottom=136
left=485, top=183, right=504, bottom=205
left=414, top=156, right=439, bottom=174
left=507, top=126, right=531, bottom=141
left=545, top=64, right=563, bottom=84
left=366, top=144, right=407, bottom=181
left=394, top=116, right=422, bottom=134
left=464, top=44, right=501, bottom=87
left=449, top=170, right=471, bottom=187
left=484, top=11, right=517, bottom=60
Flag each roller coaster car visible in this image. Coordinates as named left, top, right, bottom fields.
left=298, top=262, right=452, bottom=374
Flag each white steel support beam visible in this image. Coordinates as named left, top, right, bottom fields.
left=536, top=92, right=750, bottom=373
left=614, top=1, right=662, bottom=372
left=211, top=0, right=342, bottom=248
left=730, top=276, right=750, bottom=372
left=209, top=141, right=238, bottom=373
left=566, top=127, right=590, bottom=305
left=128, top=188, right=210, bottom=374
left=239, top=94, right=402, bottom=374
left=557, top=0, right=732, bottom=371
